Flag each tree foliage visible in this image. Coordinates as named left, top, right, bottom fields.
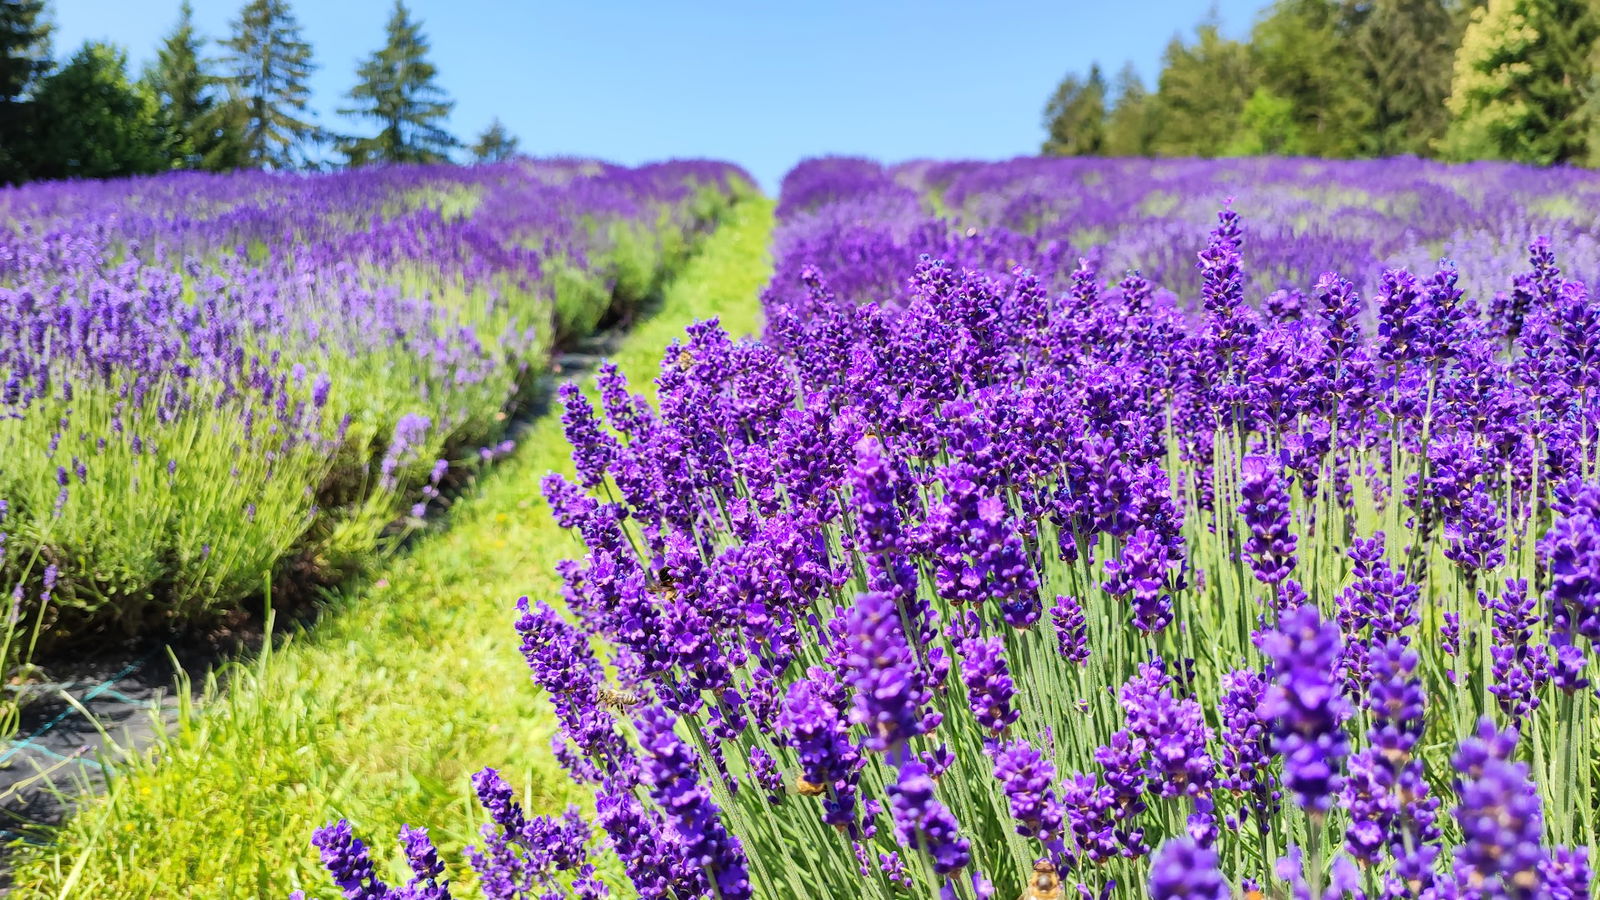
left=28, top=42, right=167, bottom=180
left=1103, top=63, right=1158, bottom=156
left=0, top=0, right=51, bottom=183
left=1352, top=0, right=1464, bottom=156
left=339, top=0, right=457, bottom=166
left=1149, top=20, right=1256, bottom=157
left=220, top=0, right=323, bottom=169
left=1045, top=0, right=1600, bottom=166
left=1247, top=0, right=1368, bottom=156
left=1227, top=86, right=1305, bottom=155
left=144, top=1, right=241, bottom=171
left=470, top=117, right=519, bottom=163
left=1041, top=63, right=1106, bottom=156
left=1444, top=0, right=1598, bottom=163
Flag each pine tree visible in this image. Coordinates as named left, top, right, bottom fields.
left=0, top=0, right=52, bottom=183
left=1041, top=63, right=1107, bottom=156
left=1103, top=63, right=1159, bottom=156
left=339, top=0, right=456, bottom=166
left=1150, top=20, right=1257, bottom=156
left=1443, top=0, right=1599, bottom=163
left=219, top=0, right=323, bottom=169
left=29, top=42, right=166, bottom=179
left=470, top=117, right=519, bottom=162
left=1352, top=0, right=1462, bottom=155
left=144, top=1, right=224, bottom=170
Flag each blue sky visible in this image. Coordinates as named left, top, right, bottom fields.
left=52, top=0, right=1268, bottom=189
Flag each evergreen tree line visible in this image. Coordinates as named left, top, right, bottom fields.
left=1043, top=0, right=1600, bottom=166
left=0, top=0, right=522, bottom=184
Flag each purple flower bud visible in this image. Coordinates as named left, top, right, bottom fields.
left=1259, top=605, right=1350, bottom=816
left=1148, top=837, right=1228, bottom=900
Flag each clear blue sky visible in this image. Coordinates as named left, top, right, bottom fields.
left=51, top=0, right=1269, bottom=189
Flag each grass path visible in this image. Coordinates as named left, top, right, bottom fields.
left=8, top=196, right=774, bottom=900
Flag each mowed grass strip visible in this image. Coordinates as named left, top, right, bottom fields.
left=7, top=195, right=774, bottom=900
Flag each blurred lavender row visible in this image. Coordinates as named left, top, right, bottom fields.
left=770, top=155, right=1600, bottom=320
left=0, top=157, right=751, bottom=726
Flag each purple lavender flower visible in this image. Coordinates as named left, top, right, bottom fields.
left=309, top=819, right=393, bottom=900
left=635, top=704, right=752, bottom=900
left=990, top=740, right=1065, bottom=850
left=1544, top=482, right=1600, bottom=648
left=746, top=747, right=783, bottom=803
left=1259, top=604, right=1350, bottom=816
left=778, top=677, right=863, bottom=832
left=958, top=634, right=1020, bottom=734
left=1449, top=719, right=1550, bottom=899
left=839, top=590, right=937, bottom=754
left=594, top=778, right=690, bottom=899
left=559, top=382, right=619, bottom=490
left=1444, top=481, right=1507, bottom=572
left=1544, top=847, right=1593, bottom=900
left=1217, top=669, right=1278, bottom=829
left=1120, top=663, right=1214, bottom=798
left=1049, top=594, right=1089, bottom=664
left=1101, top=526, right=1176, bottom=632
left=1487, top=579, right=1549, bottom=724
left=1148, top=837, right=1228, bottom=900
left=886, top=761, right=971, bottom=876
left=398, top=825, right=451, bottom=900
left=1239, top=454, right=1297, bottom=585
left=1093, top=729, right=1148, bottom=821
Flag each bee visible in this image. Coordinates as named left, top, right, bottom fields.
left=646, top=574, right=679, bottom=602
left=597, top=687, right=643, bottom=710
left=1018, top=859, right=1060, bottom=900
left=676, top=349, right=694, bottom=371
left=794, top=776, right=827, bottom=797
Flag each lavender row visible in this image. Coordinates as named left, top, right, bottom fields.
left=0, top=158, right=751, bottom=723
left=308, top=156, right=1600, bottom=899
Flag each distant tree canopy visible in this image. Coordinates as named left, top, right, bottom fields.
left=0, top=0, right=52, bottom=183
left=1444, top=0, right=1599, bottom=164
left=1041, top=0, right=1600, bottom=167
left=220, top=0, right=323, bottom=169
left=0, top=0, right=493, bottom=183
left=144, top=1, right=242, bottom=172
left=28, top=42, right=167, bottom=180
left=470, top=118, right=520, bottom=163
left=1042, top=63, right=1106, bottom=156
left=339, top=0, right=457, bottom=166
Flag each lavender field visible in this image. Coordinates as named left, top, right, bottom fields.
left=0, top=159, right=746, bottom=727
left=287, top=156, right=1600, bottom=900
left=11, top=153, right=1600, bottom=899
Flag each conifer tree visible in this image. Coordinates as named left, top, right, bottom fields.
left=219, top=0, right=323, bottom=169
left=1248, top=0, right=1368, bottom=157
left=0, top=0, right=52, bottom=182
left=1353, top=0, right=1463, bottom=155
left=1150, top=20, right=1256, bottom=157
left=1101, top=63, right=1160, bottom=156
left=470, top=117, right=519, bottom=162
left=1041, top=63, right=1107, bottom=156
left=339, top=0, right=456, bottom=166
left=145, top=2, right=227, bottom=170
left=1444, top=0, right=1598, bottom=163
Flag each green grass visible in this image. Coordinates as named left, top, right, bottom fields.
left=5, top=194, right=774, bottom=900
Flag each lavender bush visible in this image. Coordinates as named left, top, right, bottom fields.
left=309, top=156, right=1600, bottom=899
left=0, top=158, right=750, bottom=724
